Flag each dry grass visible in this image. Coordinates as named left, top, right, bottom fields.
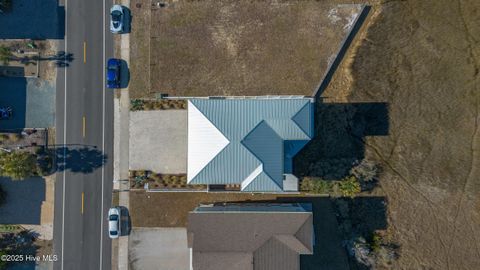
left=129, top=0, right=151, bottom=98
left=129, top=0, right=361, bottom=98
left=322, top=0, right=480, bottom=269
left=130, top=191, right=292, bottom=227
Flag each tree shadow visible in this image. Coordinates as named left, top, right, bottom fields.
left=0, top=177, right=45, bottom=224
left=0, top=230, right=41, bottom=270
left=0, top=0, right=65, bottom=39
left=54, top=146, right=106, bottom=174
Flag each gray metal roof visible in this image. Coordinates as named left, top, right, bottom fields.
left=188, top=98, right=314, bottom=192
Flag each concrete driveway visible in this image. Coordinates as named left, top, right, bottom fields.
left=129, top=110, right=187, bottom=173
left=129, top=228, right=190, bottom=270
left=0, top=77, right=55, bottom=130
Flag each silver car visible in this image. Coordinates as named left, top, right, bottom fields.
left=108, top=207, right=121, bottom=238
left=110, top=5, right=124, bottom=34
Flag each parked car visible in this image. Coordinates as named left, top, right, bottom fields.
left=110, top=5, right=124, bottom=34
left=0, top=107, right=12, bottom=120
left=108, top=207, right=121, bottom=239
left=106, top=58, right=121, bottom=88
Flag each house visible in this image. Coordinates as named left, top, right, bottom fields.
left=187, top=98, right=314, bottom=192
left=187, top=203, right=314, bottom=270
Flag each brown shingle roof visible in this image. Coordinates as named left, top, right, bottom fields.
left=187, top=204, right=314, bottom=270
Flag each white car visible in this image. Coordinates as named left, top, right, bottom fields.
left=108, top=207, right=121, bottom=238
left=110, top=5, right=124, bottom=34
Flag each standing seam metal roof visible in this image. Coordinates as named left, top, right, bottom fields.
left=188, top=99, right=314, bottom=191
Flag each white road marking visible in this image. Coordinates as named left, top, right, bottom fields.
left=99, top=0, right=106, bottom=268
left=61, top=0, right=68, bottom=269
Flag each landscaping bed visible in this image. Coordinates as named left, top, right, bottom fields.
left=130, top=99, right=187, bottom=111
left=299, top=159, right=379, bottom=197
left=0, top=129, right=46, bottom=149
left=129, top=170, right=206, bottom=190
left=0, top=129, right=54, bottom=179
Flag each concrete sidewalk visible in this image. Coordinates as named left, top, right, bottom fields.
left=112, top=0, right=131, bottom=270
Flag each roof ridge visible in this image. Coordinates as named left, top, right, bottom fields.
left=272, top=234, right=312, bottom=254
left=240, top=120, right=284, bottom=188
left=293, top=215, right=314, bottom=254
left=291, top=101, right=313, bottom=139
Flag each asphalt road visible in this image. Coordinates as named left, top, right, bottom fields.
left=53, top=0, right=114, bottom=269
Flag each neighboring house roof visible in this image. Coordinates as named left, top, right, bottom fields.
left=187, top=203, right=314, bottom=270
left=187, top=98, right=314, bottom=192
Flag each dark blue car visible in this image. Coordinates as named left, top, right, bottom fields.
left=106, top=58, right=121, bottom=88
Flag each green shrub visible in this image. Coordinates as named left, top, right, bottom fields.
left=0, top=134, right=8, bottom=142
left=130, top=99, right=145, bottom=111
left=0, top=151, right=37, bottom=180
left=300, top=177, right=333, bottom=194
left=8, top=133, right=21, bottom=142
left=36, top=156, right=53, bottom=176
left=369, top=232, right=382, bottom=253
left=339, top=176, right=361, bottom=197
left=150, top=173, right=162, bottom=182
left=34, top=146, right=45, bottom=155
left=0, top=45, right=12, bottom=65
left=153, top=102, right=163, bottom=110
left=144, top=101, right=155, bottom=110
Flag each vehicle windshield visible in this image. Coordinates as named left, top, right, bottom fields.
left=110, top=230, right=118, bottom=235
left=111, top=11, right=122, bottom=21
left=107, top=66, right=118, bottom=82
left=109, top=214, right=118, bottom=221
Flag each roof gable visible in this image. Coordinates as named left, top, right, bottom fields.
left=187, top=101, right=230, bottom=181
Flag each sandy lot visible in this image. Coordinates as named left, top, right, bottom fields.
left=321, top=0, right=480, bottom=269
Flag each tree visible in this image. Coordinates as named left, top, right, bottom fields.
left=0, top=152, right=37, bottom=180
left=0, top=46, right=13, bottom=65
left=339, top=176, right=361, bottom=197
left=0, top=0, right=12, bottom=13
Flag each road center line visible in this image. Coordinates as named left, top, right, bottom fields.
left=83, top=41, right=87, bottom=63
left=82, top=116, right=86, bottom=138
left=81, top=192, right=84, bottom=214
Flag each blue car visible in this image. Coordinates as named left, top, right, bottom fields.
left=106, top=58, right=121, bottom=88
